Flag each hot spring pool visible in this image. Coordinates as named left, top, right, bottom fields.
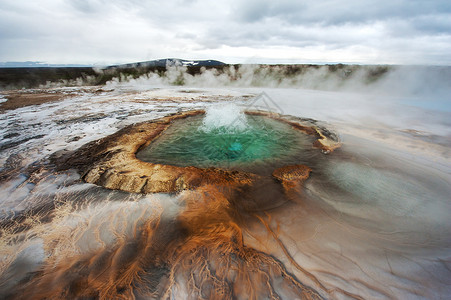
left=136, top=114, right=319, bottom=171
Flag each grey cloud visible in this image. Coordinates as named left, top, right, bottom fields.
left=233, top=0, right=451, bottom=26
left=175, top=32, right=198, bottom=39
left=66, top=0, right=100, bottom=14
left=65, top=0, right=138, bottom=14
left=0, top=0, right=450, bottom=65
left=202, top=17, right=377, bottom=49
left=202, top=25, right=314, bottom=48
left=204, top=0, right=451, bottom=50
left=411, top=14, right=451, bottom=35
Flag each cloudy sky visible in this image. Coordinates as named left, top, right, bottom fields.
left=1, top=0, right=450, bottom=65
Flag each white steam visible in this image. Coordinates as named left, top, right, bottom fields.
left=201, top=103, right=248, bottom=132
left=102, top=65, right=451, bottom=99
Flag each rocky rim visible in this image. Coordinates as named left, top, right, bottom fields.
left=52, top=110, right=340, bottom=194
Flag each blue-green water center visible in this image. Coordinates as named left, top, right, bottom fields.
left=136, top=115, right=317, bottom=170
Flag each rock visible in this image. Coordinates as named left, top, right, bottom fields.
left=272, top=165, right=312, bottom=190
left=246, top=111, right=341, bottom=153
left=52, top=110, right=258, bottom=194
left=52, top=110, right=337, bottom=194
left=312, top=131, right=341, bottom=153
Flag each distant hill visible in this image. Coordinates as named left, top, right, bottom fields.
left=111, top=58, right=226, bottom=68
left=0, top=61, right=91, bottom=68
left=0, top=60, right=407, bottom=91
left=0, top=58, right=227, bottom=89
left=0, top=59, right=225, bottom=69
left=0, top=59, right=227, bottom=89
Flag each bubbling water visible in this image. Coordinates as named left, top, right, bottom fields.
left=200, top=103, right=249, bottom=133
left=136, top=107, right=319, bottom=172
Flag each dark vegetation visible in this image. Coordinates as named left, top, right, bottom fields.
left=0, top=65, right=219, bottom=89
left=0, top=63, right=392, bottom=90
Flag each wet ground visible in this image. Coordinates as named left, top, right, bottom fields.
left=0, top=85, right=450, bottom=299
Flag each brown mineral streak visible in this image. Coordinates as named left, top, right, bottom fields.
left=0, top=90, right=76, bottom=111
left=13, top=110, right=347, bottom=299
left=273, top=164, right=312, bottom=191
left=15, top=185, right=324, bottom=299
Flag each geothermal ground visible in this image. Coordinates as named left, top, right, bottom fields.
left=0, top=83, right=450, bottom=299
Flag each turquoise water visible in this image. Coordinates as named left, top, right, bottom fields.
left=136, top=115, right=317, bottom=170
